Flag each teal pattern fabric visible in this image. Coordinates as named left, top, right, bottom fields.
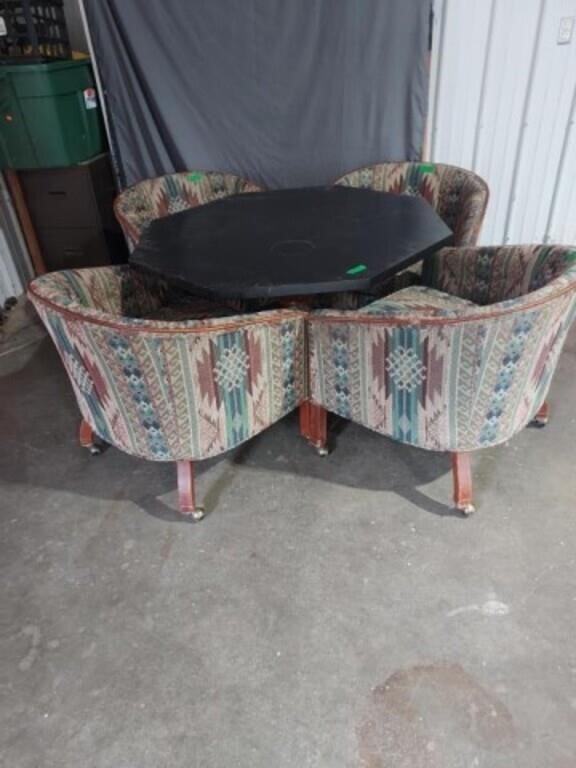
left=309, top=245, right=576, bottom=453
left=29, top=267, right=307, bottom=462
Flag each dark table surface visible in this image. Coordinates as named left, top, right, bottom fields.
left=130, top=186, right=453, bottom=299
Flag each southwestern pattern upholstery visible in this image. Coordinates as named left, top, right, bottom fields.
left=28, top=266, right=306, bottom=519
left=114, top=171, right=263, bottom=250
left=358, top=285, right=476, bottom=316
left=334, top=162, right=489, bottom=247
left=329, top=162, right=489, bottom=311
left=305, top=245, right=576, bottom=513
left=120, top=265, right=241, bottom=321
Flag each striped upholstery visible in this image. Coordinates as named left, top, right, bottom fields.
left=114, top=170, right=263, bottom=250
left=308, top=246, right=576, bottom=453
left=28, top=267, right=307, bottom=462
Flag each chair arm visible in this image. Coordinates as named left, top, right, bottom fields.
left=29, top=267, right=307, bottom=334
left=424, top=245, right=576, bottom=305
left=28, top=266, right=125, bottom=314
left=437, top=168, right=489, bottom=246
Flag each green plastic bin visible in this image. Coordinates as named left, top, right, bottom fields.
left=0, top=59, right=104, bottom=169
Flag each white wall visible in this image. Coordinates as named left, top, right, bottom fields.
left=428, top=0, right=576, bottom=246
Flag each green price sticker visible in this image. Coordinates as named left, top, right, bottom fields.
left=346, top=263, right=367, bottom=276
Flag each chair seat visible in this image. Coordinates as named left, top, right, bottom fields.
left=121, top=267, right=242, bottom=321
left=141, top=297, right=238, bottom=321
left=358, top=285, right=477, bottom=316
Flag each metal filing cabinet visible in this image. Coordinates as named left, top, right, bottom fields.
left=18, top=153, right=127, bottom=271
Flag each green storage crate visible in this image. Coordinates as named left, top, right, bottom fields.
left=0, top=59, right=104, bottom=169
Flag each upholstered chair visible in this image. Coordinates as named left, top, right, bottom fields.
left=327, top=162, right=489, bottom=311
left=114, top=170, right=263, bottom=250
left=301, top=245, right=576, bottom=514
left=334, top=162, right=489, bottom=247
left=29, top=266, right=307, bottom=520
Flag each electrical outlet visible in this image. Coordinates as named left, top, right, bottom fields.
left=558, top=16, right=574, bottom=45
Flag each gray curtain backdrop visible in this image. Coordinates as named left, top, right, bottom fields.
left=84, top=0, right=431, bottom=189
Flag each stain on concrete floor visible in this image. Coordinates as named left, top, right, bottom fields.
left=357, top=664, right=515, bottom=767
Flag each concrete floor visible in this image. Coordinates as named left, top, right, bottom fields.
left=2, top=327, right=576, bottom=768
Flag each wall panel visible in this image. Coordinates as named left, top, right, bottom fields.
left=429, top=0, right=576, bottom=246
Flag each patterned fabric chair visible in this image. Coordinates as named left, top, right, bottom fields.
left=28, top=266, right=306, bottom=520
left=113, top=170, right=264, bottom=321
left=114, top=170, right=263, bottom=250
left=334, top=162, right=489, bottom=247
left=302, top=245, right=576, bottom=514
left=328, top=162, right=489, bottom=311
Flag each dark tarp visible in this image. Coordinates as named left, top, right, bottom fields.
left=84, top=0, right=431, bottom=189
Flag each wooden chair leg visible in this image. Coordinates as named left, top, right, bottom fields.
left=79, top=419, right=102, bottom=455
left=299, top=401, right=312, bottom=441
left=299, top=401, right=329, bottom=456
left=451, top=452, right=475, bottom=516
left=176, top=461, right=205, bottom=521
left=530, top=400, right=549, bottom=428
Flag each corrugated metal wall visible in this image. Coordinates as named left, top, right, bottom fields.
left=0, top=234, right=25, bottom=303
left=428, top=0, right=576, bottom=245
left=0, top=175, right=33, bottom=303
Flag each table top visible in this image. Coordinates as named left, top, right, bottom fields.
left=130, top=186, right=453, bottom=299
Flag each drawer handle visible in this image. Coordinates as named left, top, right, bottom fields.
left=63, top=249, right=82, bottom=257
left=48, top=190, right=67, bottom=197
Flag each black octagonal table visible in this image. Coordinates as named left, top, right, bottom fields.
left=130, top=186, right=453, bottom=300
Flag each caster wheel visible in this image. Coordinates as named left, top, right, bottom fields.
left=529, top=417, right=548, bottom=429
left=88, top=444, right=102, bottom=456
left=457, top=503, right=475, bottom=517
left=316, top=446, right=329, bottom=457
left=183, top=505, right=205, bottom=522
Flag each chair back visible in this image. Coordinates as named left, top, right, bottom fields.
left=114, top=171, right=263, bottom=249
left=335, top=162, right=489, bottom=246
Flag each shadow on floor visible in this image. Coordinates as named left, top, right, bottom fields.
left=0, top=339, right=460, bottom=521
